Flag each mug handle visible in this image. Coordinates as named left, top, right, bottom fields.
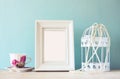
left=25, top=57, right=32, bottom=64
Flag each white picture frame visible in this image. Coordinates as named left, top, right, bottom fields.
left=35, top=20, right=74, bottom=71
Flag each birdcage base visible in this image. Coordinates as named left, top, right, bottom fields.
left=82, top=62, right=110, bottom=72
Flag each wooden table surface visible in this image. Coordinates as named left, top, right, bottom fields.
left=0, top=70, right=120, bottom=79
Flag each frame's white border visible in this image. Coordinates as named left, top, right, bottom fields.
left=35, top=20, right=74, bottom=71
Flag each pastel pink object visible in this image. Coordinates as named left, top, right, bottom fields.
left=20, top=56, right=26, bottom=63
left=12, top=56, right=26, bottom=66
left=12, top=59, right=19, bottom=66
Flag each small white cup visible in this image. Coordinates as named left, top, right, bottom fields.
left=9, top=53, right=31, bottom=67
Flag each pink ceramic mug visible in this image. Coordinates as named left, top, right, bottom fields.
left=9, top=53, right=31, bottom=68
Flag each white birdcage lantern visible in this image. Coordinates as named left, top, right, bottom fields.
left=81, top=23, right=110, bottom=71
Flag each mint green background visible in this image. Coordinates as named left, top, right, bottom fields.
left=0, top=0, right=120, bottom=70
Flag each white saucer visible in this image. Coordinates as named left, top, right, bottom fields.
left=7, top=67, right=34, bottom=72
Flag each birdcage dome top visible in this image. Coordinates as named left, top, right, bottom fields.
left=81, top=23, right=110, bottom=47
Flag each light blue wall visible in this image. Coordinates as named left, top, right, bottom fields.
left=0, top=0, right=120, bottom=70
